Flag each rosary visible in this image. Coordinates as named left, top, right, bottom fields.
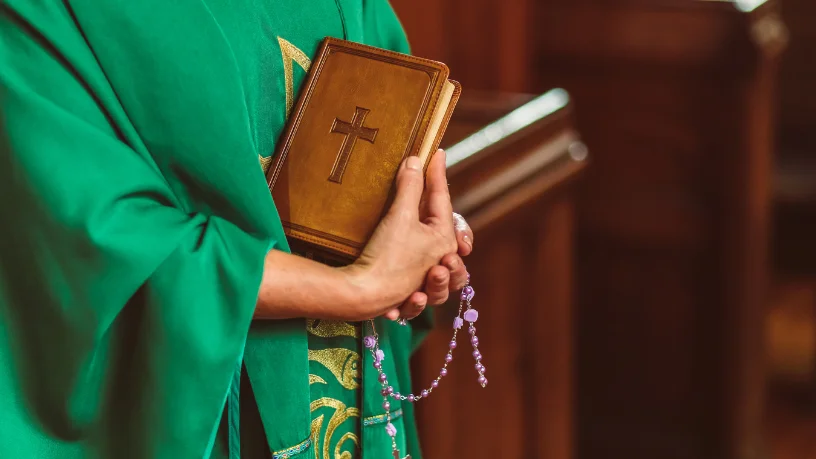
left=363, top=280, right=486, bottom=459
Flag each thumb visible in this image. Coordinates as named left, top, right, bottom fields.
left=423, top=149, right=453, bottom=225
left=389, top=155, right=424, bottom=218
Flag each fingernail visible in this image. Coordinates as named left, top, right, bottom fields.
left=406, top=156, right=421, bottom=170
left=463, top=234, right=473, bottom=249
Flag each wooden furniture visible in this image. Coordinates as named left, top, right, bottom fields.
left=390, top=0, right=533, bottom=93
left=777, top=0, right=816, bottom=155
left=773, top=0, right=816, bottom=276
left=530, top=2, right=787, bottom=459
left=411, top=89, right=587, bottom=459
left=770, top=0, right=816, bottom=425
left=393, top=0, right=790, bottom=457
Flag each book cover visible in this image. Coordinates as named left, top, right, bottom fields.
left=267, top=37, right=461, bottom=262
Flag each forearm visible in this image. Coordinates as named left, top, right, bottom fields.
left=254, top=250, right=393, bottom=321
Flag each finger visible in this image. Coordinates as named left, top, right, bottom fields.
left=423, top=150, right=454, bottom=227
left=453, top=212, right=474, bottom=256
left=397, top=291, right=428, bottom=321
left=384, top=307, right=401, bottom=321
left=442, top=253, right=469, bottom=291
left=424, top=264, right=450, bottom=305
left=389, top=155, right=425, bottom=219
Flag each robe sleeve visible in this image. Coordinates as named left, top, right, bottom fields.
left=0, top=5, right=267, bottom=457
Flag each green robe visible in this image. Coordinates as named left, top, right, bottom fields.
left=0, top=1, right=431, bottom=458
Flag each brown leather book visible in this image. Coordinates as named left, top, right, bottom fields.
left=267, top=37, right=461, bottom=263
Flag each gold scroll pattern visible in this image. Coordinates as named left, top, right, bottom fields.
left=307, top=319, right=362, bottom=459
left=259, top=37, right=313, bottom=173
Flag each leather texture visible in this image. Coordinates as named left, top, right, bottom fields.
left=267, top=37, right=460, bottom=261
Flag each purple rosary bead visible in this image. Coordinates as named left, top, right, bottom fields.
left=453, top=317, right=464, bottom=330
left=461, top=286, right=475, bottom=302
left=360, top=277, right=486, bottom=458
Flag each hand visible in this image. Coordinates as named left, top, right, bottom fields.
left=385, top=152, right=476, bottom=321
left=341, top=150, right=458, bottom=320
left=254, top=151, right=468, bottom=322
left=385, top=214, right=475, bottom=321
left=439, top=212, right=474, bottom=292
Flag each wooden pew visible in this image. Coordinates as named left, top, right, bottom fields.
left=411, top=89, right=587, bottom=459
left=530, top=2, right=787, bottom=459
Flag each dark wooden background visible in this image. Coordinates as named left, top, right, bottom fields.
left=391, top=0, right=816, bottom=458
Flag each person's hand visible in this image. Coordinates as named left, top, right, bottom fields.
left=341, top=150, right=458, bottom=320
left=254, top=150, right=472, bottom=323
left=430, top=212, right=474, bottom=294
left=385, top=213, right=475, bottom=321
left=386, top=150, right=476, bottom=321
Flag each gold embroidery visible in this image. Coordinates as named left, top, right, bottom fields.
left=334, top=433, right=359, bottom=459
left=310, top=413, right=326, bottom=459
left=310, top=374, right=328, bottom=385
left=260, top=154, right=274, bottom=173
left=307, top=319, right=359, bottom=339
left=277, top=37, right=312, bottom=119
left=261, top=38, right=313, bottom=174
left=310, top=398, right=361, bottom=459
left=308, top=348, right=360, bottom=390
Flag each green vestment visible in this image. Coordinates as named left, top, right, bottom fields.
left=0, top=1, right=431, bottom=458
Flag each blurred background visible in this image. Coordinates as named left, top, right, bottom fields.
left=395, top=0, right=816, bottom=458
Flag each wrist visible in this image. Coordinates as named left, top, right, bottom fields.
left=338, top=263, right=393, bottom=315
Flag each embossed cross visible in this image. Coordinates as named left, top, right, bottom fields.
left=329, top=107, right=378, bottom=183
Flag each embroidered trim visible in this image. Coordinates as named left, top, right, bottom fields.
left=363, top=408, right=404, bottom=427
left=272, top=438, right=312, bottom=459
